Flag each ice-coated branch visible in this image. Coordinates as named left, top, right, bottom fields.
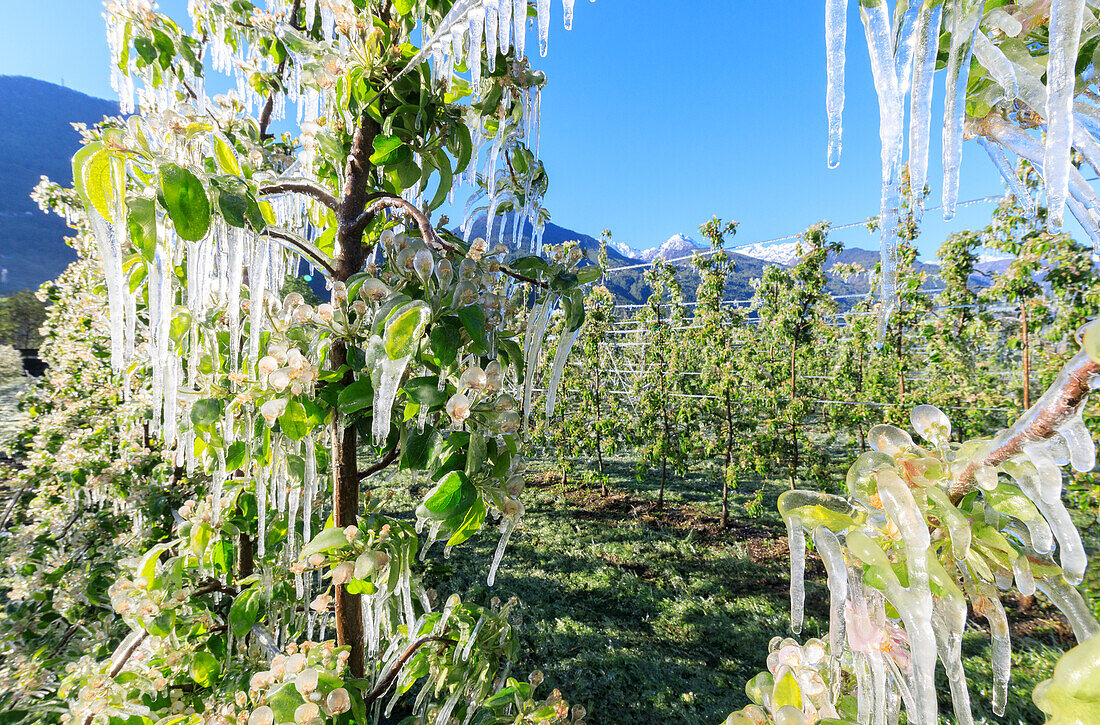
left=352, top=194, right=551, bottom=289
left=262, top=228, right=337, bottom=278
left=79, top=631, right=150, bottom=725
left=260, top=179, right=338, bottom=211
left=361, top=635, right=458, bottom=705
left=952, top=349, right=1100, bottom=501
left=259, top=0, right=304, bottom=139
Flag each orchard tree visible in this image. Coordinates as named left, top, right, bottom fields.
left=43, top=1, right=596, bottom=723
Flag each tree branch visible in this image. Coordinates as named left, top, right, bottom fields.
left=263, top=228, right=336, bottom=278
left=259, top=0, right=304, bottom=140
left=357, top=446, right=400, bottom=481
left=362, top=636, right=458, bottom=706
left=260, top=179, right=338, bottom=211
left=348, top=195, right=550, bottom=289
left=951, top=349, right=1100, bottom=501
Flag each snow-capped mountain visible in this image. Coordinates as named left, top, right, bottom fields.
left=607, top=239, right=639, bottom=260
left=736, top=241, right=802, bottom=266
left=638, top=233, right=707, bottom=263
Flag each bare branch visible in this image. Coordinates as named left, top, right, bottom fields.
left=952, top=349, right=1100, bottom=501
left=260, top=179, right=338, bottom=211
left=263, top=228, right=337, bottom=279
left=357, top=446, right=400, bottom=482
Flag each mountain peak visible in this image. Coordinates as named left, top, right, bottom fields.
left=639, top=233, right=705, bottom=263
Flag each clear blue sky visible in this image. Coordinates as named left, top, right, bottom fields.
left=1, top=0, right=1036, bottom=260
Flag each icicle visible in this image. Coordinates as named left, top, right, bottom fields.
left=86, top=208, right=127, bottom=374
left=499, top=0, right=512, bottom=53
left=227, top=229, right=245, bottom=374
left=544, top=328, right=578, bottom=419
left=983, top=595, right=1011, bottom=716
left=908, top=1, right=941, bottom=221
left=978, top=136, right=1037, bottom=216
left=814, top=526, right=847, bottom=661
left=485, top=0, right=499, bottom=70
left=942, top=0, right=984, bottom=220
left=460, top=615, right=485, bottom=660
left=1035, top=575, right=1100, bottom=642
left=536, top=0, right=550, bottom=55
left=1057, top=409, right=1095, bottom=473
left=521, top=297, right=554, bottom=421
left=248, top=236, right=270, bottom=375
left=825, top=0, right=849, bottom=168
left=785, top=512, right=806, bottom=635
left=256, top=465, right=268, bottom=558
left=972, top=31, right=1019, bottom=103
left=563, top=0, right=575, bottom=29
left=486, top=516, right=516, bottom=586
left=1013, top=554, right=1036, bottom=596
left=932, top=596, right=974, bottom=725
left=1044, top=0, right=1087, bottom=230
left=372, top=354, right=413, bottom=444
left=893, top=0, right=924, bottom=100
left=435, top=690, right=462, bottom=725
left=1005, top=460, right=1086, bottom=585
left=859, top=0, right=904, bottom=334
left=513, top=0, right=526, bottom=58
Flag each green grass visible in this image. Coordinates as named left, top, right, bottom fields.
left=376, top=455, right=1083, bottom=725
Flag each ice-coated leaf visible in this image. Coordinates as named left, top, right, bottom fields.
left=159, top=163, right=211, bottom=241
left=383, top=301, right=431, bottom=360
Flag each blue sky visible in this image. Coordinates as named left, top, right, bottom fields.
left=0, top=1, right=1030, bottom=260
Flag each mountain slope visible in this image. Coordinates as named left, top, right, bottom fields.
left=0, top=76, right=119, bottom=292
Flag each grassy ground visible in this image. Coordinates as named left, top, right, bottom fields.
left=376, top=455, right=1084, bottom=725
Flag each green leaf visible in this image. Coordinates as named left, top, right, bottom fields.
left=393, top=0, right=415, bottom=14
left=278, top=398, right=309, bottom=440
left=338, top=378, right=374, bottom=415
left=403, top=376, right=449, bottom=409
left=191, top=398, right=223, bottom=427
left=213, top=135, right=242, bottom=176
left=369, top=135, right=405, bottom=166
left=466, top=430, right=486, bottom=477
left=190, top=521, right=212, bottom=556
left=128, top=197, right=157, bottom=261
left=159, top=163, right=211, bottom=241
left=225, top=441, right=248, bottom=471
left=190, top=651, right=220, bottom=687
left=576, top=265, right=602, bottom=284
left=401, top=425, right=440, bottom=471
left=446, top=496, right=486, bottom=547
left=82, top=147, right=125, bottom=218
left=268, top=682, right=304, bottom=723
left=423, top=471, right=469, bottom=516
left=384, top=301, right=431, bottom=360
left=229, top=586, right=262, bottom=638
left=430, top=320, right=461, bottom=368
left=301, top=527, right=351, bottom=558
left=457, top=305, right=488, bottom=351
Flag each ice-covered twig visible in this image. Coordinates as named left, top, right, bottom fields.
left=362, top=635, right=458, bottom=705
left=952, top=349, right=1100, bottom=500
left=260, top=179, right=339, bottom=211
left=262, top=228, right=336, bottom=278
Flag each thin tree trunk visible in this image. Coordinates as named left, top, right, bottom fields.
left=722, top=388, right=733, bottom=529
left=1021, top=303, right=1031, bottom=410
left=594, top=359, right=605, bottom=477
left=329, top=112, right=379, bottom=679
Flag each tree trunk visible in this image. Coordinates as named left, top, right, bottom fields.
left=1021, top=303, right=1031, bottom=410
left=598, top=360, right=607, bottom=479
left=329, top=112, right=379, bottom=679
left=722, top=388, right=733, bottom=529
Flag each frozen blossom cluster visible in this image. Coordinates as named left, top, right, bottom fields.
left=719, top=327, right=1100, bottom=725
